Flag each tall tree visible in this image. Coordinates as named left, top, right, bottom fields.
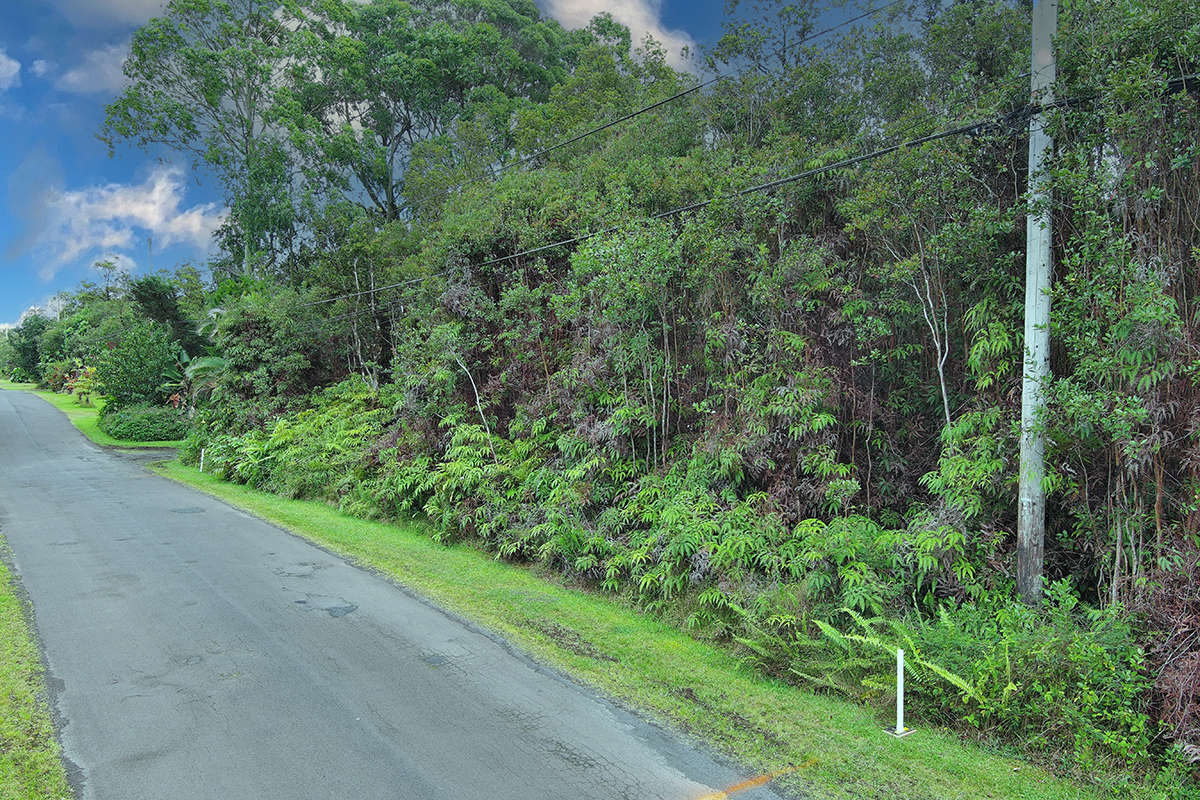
left=93, top=258, right=124, bottom=301
left=130, top=274, right=208, bottom=355
left=100, top=0, right=296, bottom=274
left=8, top=313, right=50, bottom=382
left=277, top=0, right=584, bottom=220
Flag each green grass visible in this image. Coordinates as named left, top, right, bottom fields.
left=152, top=462, right=1106, bottom=800
left=0, top=548, right=72, bottom=800
left=0, top=380, right=181, bottom=448
left=0, top=381, right=1120, bottom=798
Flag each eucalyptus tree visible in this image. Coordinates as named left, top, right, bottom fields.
left=698, top=0, right=876, bottom=149
left=100, top=0, right=298, bottom=275
left=276, top=0, right=585, bottom=221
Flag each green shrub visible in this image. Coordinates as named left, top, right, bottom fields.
left=910, top=582, right=1154, bottom=781
left=184, top=381, right=400, bottom=499
left=178, top=428, right=207, bottom=465
left=66, top=363, right=98, bottom=405
left=735, top=581, right=1154, bottom=784
left=96, top=319, right=176, bottom=410
left=258, top=381, right=396, bottom=501
left=97, top=402, right=190, bottom=442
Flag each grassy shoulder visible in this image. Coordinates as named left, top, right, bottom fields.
left=152, top=460, right=1100, bottom=800
left=0, top=380, right=181, bottom=448
left=0, top=379, right=1111, bottom=798
left=0, top=547, right=73, bottom=800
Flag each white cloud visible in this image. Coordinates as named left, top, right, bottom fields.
left=539, top=0, right=695, bottom=69
left=56, top=42, right=129, bottom=94
left=1, top=307, right=46, bottom=329
left=0, top=49, right=21, bottom=91
left=31, top=166, right=225, bottom=280
left=30, top=60, right=56, bottom=78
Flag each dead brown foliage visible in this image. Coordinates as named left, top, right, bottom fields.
left=1135, top=533, right=1200, bottom=753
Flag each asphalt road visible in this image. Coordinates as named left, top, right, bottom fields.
left=0, top=388, right=789, bottom=800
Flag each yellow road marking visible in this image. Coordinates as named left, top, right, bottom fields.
left=693, top=759, right=817, bottom=799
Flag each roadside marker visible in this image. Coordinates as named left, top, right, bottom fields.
left=886, top=648, right=914, bottom=737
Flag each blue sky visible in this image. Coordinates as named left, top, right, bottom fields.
left=0, top=0, right=730, bottom=327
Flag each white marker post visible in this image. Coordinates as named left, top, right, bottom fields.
left=887, top=648, right=914, bottom=737
left=199, top=448, right=205, bottom=473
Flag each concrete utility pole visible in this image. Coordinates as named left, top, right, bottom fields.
left=1017, top=0, right=1057, bottom=606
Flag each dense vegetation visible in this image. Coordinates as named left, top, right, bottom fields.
left=4, top=0, right=1199, bottom=792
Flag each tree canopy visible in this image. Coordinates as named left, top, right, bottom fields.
left=276, top=0, right=586, bottom=220
left=101, top=0, right=298, bottom=273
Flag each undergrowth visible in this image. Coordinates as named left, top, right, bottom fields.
left=180, top=378, right=1199, bottom=795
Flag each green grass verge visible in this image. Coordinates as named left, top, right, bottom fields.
left=151, top=461, right=1103, bottom=800
left=0, top=548, right=72, bottom=800
left=0, top=380, right=1113, bottom=798
left=0, top=381, right=181, bottom=448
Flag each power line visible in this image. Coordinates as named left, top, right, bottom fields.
left=63, top=101, right=1020, bottom=324
left=447, top=115, right=1020, bottom=275
left=407, top=68, right=1200, bottom=278
left=244, top=91, right=1029, bottom=356
left=71, top=70, right=1200, bottom=351
left=298, top=0, right=910, bottom=310
left=297, top=80, right=1028, bottom=309
left=389, top=0, right=907, bottom=220
left=393, top=79, right=718, bottom=216
left=302, top=67, right=1200, bottom=314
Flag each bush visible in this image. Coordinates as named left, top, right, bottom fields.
left=65, top=363, right=98, bottom=405
left=906, top=582, right=1154, bottom=780
left=98, top=402, right=190, bottom=442
left=738, top=581, right=1156, bottom=785
left=183, top=380, right=398, bottom=498
left=40, top=359, right=71, bottom=392
left=96, top=319, right=176, bottom=410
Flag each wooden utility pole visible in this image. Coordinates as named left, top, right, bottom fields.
left=1017, top=0, right=1057, bottom=606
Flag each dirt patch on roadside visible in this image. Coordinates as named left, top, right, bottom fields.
left=106, top=447, right=178, bottom=466
left=672, top=685, right=791, bottom=750
left=525, top=620, right=620, bottom=663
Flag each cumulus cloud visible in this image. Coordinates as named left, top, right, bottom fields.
left=0, top=49, right=20, bottom=91
left=1, top=308, right=36, bottom=329
left=16, top=165, right=224, bottom=281
left=56, top=42, right=129, bottom=94
left=540, top=0, right=695, bottom=69
left=30, top=60, right=57, bottom=78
